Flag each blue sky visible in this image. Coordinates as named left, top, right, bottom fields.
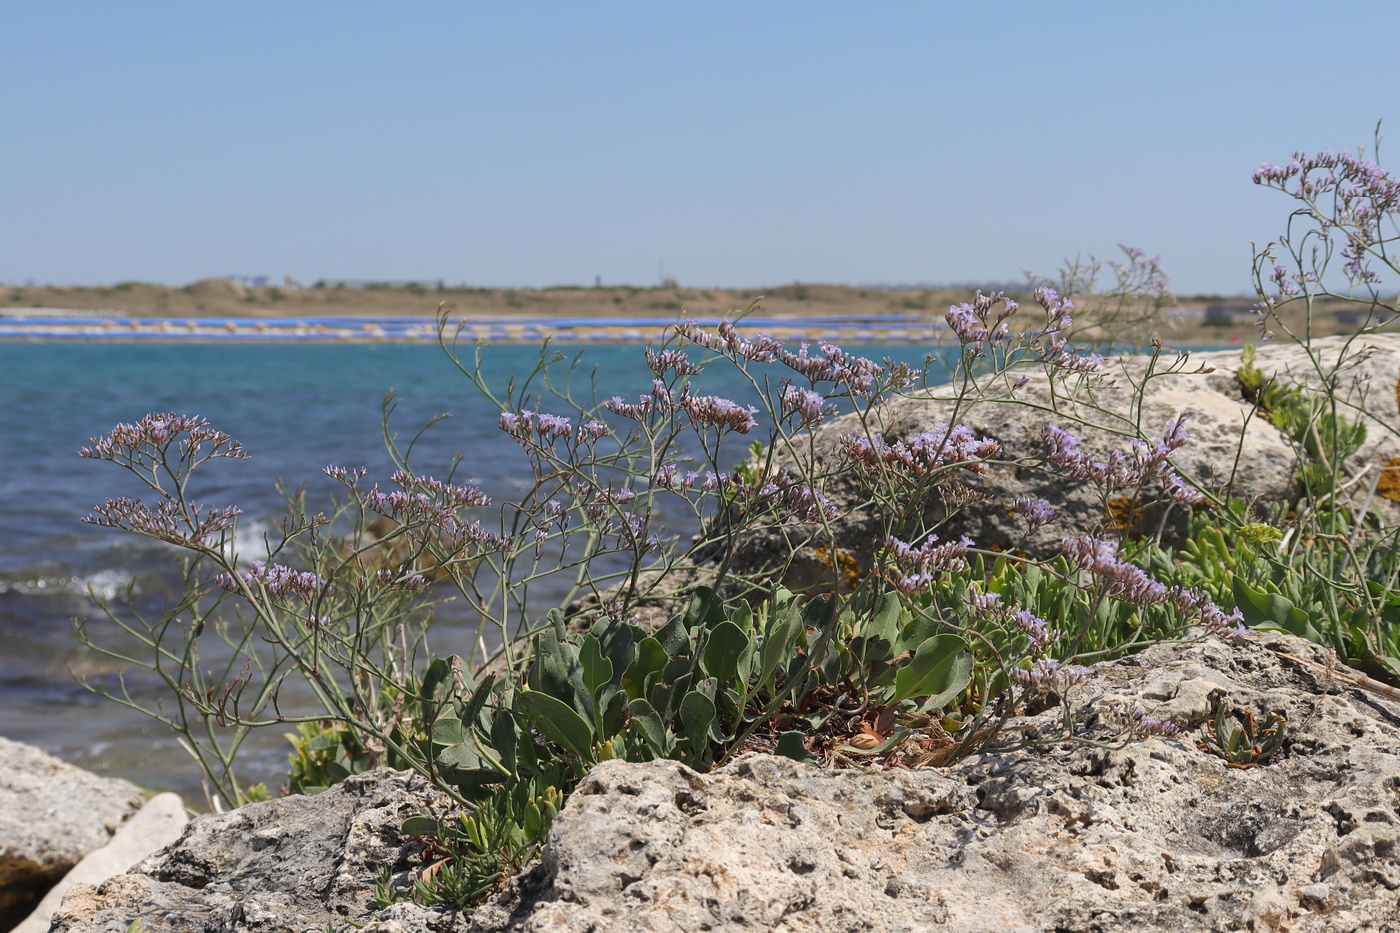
left=3, top=2, right=1397, bottom=295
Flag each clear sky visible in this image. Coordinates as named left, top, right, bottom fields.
left=3, top=1, right=1397, bottom=295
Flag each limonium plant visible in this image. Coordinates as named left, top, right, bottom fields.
left=77, top=133, right=1400, bottom=907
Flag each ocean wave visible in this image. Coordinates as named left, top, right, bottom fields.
left=217, top=518, right=277, bottom=562
left=0, top=567, right=136, bottom=600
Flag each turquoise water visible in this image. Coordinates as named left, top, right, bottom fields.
left=0, top=339, right=943, bottom=797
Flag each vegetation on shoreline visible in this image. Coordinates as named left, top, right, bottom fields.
left=72, top=138, right=1400, bottom=911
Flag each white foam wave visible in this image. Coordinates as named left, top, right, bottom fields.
left=0, top=568, right=136, bottom=600
left=217, top=518, right=277, bottom=562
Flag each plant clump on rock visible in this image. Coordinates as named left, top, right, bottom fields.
left=62, top=137, right=1400, bottom=931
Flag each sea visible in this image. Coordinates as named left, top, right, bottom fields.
left=0, top=336, right=948, bottom=801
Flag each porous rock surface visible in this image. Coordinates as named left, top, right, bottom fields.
left=48, top=770, right=463, bottom=933
left=0, top=737, right=146, bottom=926
left=472, top=630, right=1400, bottom=933
left=47, top=635, right=1400, bottom=933
left=1194, top=333, right=1400, bottom=497
left=739, top=334, right=1400, bottom=589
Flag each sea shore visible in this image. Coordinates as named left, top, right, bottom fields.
left=0, top=278, right=1279, bottom=344
left=0, top=310, right=939, bottom=344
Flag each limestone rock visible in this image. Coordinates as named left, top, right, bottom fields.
left=45, top=633, right=1400, bottom=933
left=472, top=630, right=1400, bottom=932
left=0, top=737, right=145, bottom=926
left=731, top=335, right=1400, bottom=590
left=1193, top=334, right=1400, bottom=504
left=48, top=771, right=463, bottom=933
left=12, top=793, right=187, bottom=933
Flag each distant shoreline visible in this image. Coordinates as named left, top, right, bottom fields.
left=0, top=310, right=944, bottom=344
left=0, top=278, right=1280, bottom=346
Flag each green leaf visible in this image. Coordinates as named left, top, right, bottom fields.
left=654, top=614, right=691, bottom=658
left=682, top=586, right=726, bottom=631
left=627, top=698, right=672, bottom=754
left=579, top=636, right=614, bottom=702
left=729, top=601, right=755, bottom=637
left=489, top=708, right=518, bottom=774
left=866, top=592, right=903, bottom=646
left=306, top=730, right=338, bottom=753
left=518, top=690, right=596, bottom=761
left=893, top=613, right=939, bottom=657
left=400, top=816, right=441, bottom=836
left=417, top=656, right=456, bottom=719
left=702, top=620, right=752, bottom=685
left=430, top=715, right=463, bottom=748
left=452, top=673, right=497, bottom=732
left=678, top=690, right=717, bottom=762
left=622, top=636, right=668, bottom=700
left=774, top=730, right=814, bottom=762
left=802, top=594, right=837, bottom=633
left=892, top=634, right=972, bottom=706
left=596, top=618, right=636, bottom=688
left=1231, top=579, right=1322, bottom=642
left=754, top=607, right=804, bottom=694
left=532, top=627, right=588, bottom=712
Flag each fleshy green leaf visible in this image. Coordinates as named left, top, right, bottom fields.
left=518, top=690, right=596, bottom=760
left=400, top=816, right=441, bottom=836
left=774, top=730, right=814, bottom=762
left=623, top=636, right=668, bottom=700
left=579, top=636, right=614, bottom=702
left=892, top=634, right=972, bottom=706
left=702, top=620, right=751, bottom=685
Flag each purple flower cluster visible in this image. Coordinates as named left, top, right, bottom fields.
left=841, top=423, right=1000, bottom=479
left=80, top=413, right=250, bottom=464
left=780, top=385, right=834, bottom=425
left=218, top=560, right=327, bottom=601
left=883, top=534, right=971, bottom=593
left=1255, top=149, right=1400, bottom=285
left=85, top=498, right=243, bottom=548
left=946, top=291, right=1020, bottom=348
left=675, top=319, right=784, bottom=362
left=780, top=342, right=886, bottom=394
left=1061, top=535, right=1247, bottom=640
left=373, top=568, right=430, bottom=591
left=1012, top=659, right=1091, bottom=693
left=680, top=394, right=759, bottom=434
left=651, top=464, right=702, bottom=490
left=604, top=393, right=656, bottom=420
left=759, top=470, right=837, bottom=523
left=357, top=473, right=500, bottom=553
left=959, top=583, right=1063, bottom=652
left=1032, top=286, right=1075, bottom=332
left=604, top=378, right=758, bottom=434
left=323, top=466, right=368, bottom=486
left=499, top=410, right=574, bottom=442
left=1010, top=496, right=1057, bottom=534
left=645, top=347, right=704, bottom=377
left=1042, top=415, right=1202, bottom=503
left=1099, top=700, right=1182, bottom=737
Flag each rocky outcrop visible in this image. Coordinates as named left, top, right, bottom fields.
left=47, top=770, right=463, bottom=933
left=0, top=737, right=146, bottom=928
left=474, top=630, right=1400, bottom=932
left=12, top=793, right=186, bottom=933
left=731, top=334, right=1400, bottom=590
left=50, top=631, right=1400, bottom=933
left=1195, top=334, right=1400, bottom=502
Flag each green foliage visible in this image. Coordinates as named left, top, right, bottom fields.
left=1238, top=345, right=1367, bottom=497
left=1196, top=706, right=1288, bottom=768
left=1163, top=505, right=1400, bottom=686
left=376, top=586, right=975, bottom=906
